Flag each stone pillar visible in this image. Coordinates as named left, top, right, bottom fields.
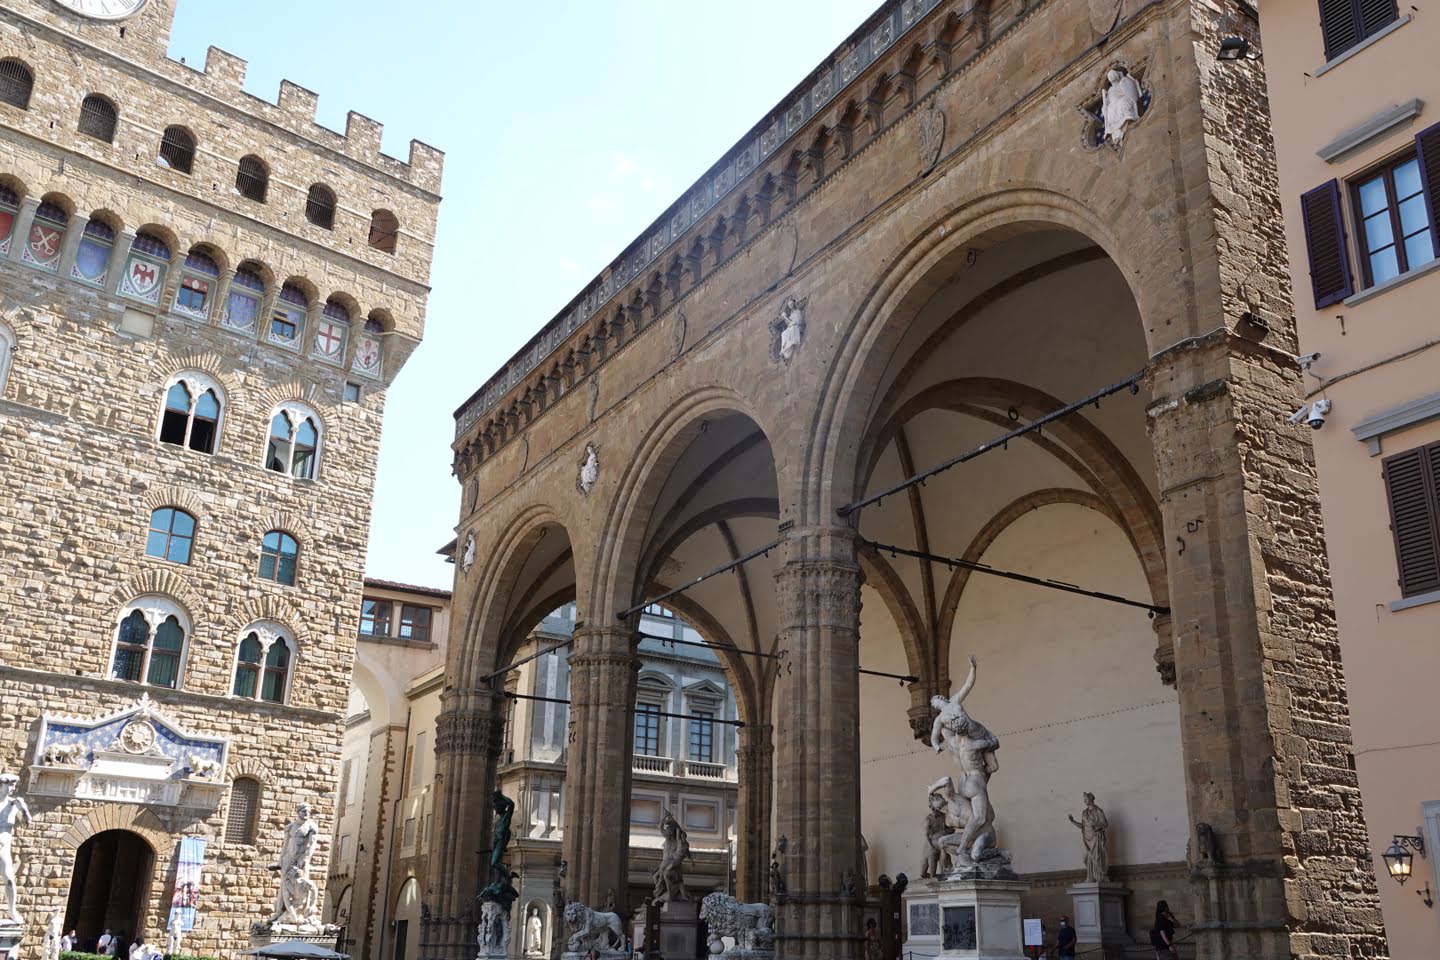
left=735, top=722, right=773, bottom=902
left=209, top=268, right=235, bottom=325
left=103, top=228, right=136, bottom=297
left=1146, top=334, right=1385, bottom=959
left=5, top=197, right=39, bottom=264
left=772, top=528, right=863, bottom=960
left=560, top=626, right=638, bottom=912
left=423, top=687, right=505, bottom=960
left=56, top=214, right=89, bottom=279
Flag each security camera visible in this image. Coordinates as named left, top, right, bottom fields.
left=1287, top=405, right=1310, bottom=426
left=1306, top=398, right=1331, bottom=429
left=1296, top=352, right=1321, bottom=368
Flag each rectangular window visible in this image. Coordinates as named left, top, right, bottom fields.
left=175, top=277, right=209, bottom=317
left=269, top=306, right=302, bottom=346
left=688, top=711, right=715, bottom=762
left=1319, top=0, right=1400, bottom=61
left=1352, top=153, right=1435, bottom=287
left=403, top=816, right=417, bottom=847
left=338, top=759, right=353, bottom=816
left=634, top=703, right=661, bottom=756
left=360, top=599, right=392, bottom=636
left=398, top=604, right=432, bottom=643
left=338, top=834, right=351, bottom=862
left=1384, top=442, right=1440, bottom=597
left=411, top=731, right=428, bottom=790
left=343, top=382, right=362, bottom=403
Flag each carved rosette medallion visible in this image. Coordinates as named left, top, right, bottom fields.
left=918, top=103, right=946, bottom=174
left=118, top=719, right=157, bottom=754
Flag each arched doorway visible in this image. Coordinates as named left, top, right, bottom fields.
left=65, top=830, right=155, bottom=949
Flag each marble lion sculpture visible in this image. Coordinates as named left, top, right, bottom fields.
left=699, top=893, right=774, bottom=953
left=563, top=901, right=625, bottom=953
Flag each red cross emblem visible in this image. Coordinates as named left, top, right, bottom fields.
left=313, top=321, right=344, bottom=358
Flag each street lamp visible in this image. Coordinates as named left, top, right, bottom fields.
left=1383, top=834, right=1425, bottom=885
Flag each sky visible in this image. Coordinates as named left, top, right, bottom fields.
left=168, top=0, right=882, bottom=590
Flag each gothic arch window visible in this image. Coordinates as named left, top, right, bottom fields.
left=173, top=247, right=221, bottom=321
left=265, top=402, right=322, bottom=480
left=72, top=217, right=116, bottom=286
left=232, top=624, right=295, bottom=704
left=0, top=185, right=18, bottom=257
left=110, top=596, right=189, bottom=690
left=304, top=184, right=336, bottom=230
left=0, top=59, right=33, bottom=110
left=119, top=231, right=172, bottom=305
left=158, top=126, right=196, bottom=174
left=158, top=371, right=223, bottom=454
left=258, top=530, right=299, bottom=586
left=225, top=776, right=261, bottom=844
left=368, top=209, right=399, bottom=253
left=269, top=282, right=307, bottom=348
left=78, top=94, right=117, bottom=143
left=22, top=200, right=69, bottom=273
left=235, top=155, right=268, bottom=203
left=222, top=263, right=266, bottom=334
left=312, top=298, right=349, bottom=364
left=0, top=322, right=13, bottom=398
left=145, top=507, right=196, bottom=565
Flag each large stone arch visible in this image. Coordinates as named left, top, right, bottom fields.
left=58, top=804, right=170, bottom=853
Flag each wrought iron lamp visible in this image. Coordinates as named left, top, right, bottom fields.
left=1383, top=834, right=1425, bottom=885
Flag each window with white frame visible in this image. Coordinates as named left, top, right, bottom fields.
left=232, top=623, right=295, bottom=704
left=110, top=596, right=189, bottom=689
left=158, top=372, right=223, bottom=454
left=173, top=247, right=222, bottom=320
left=265, top=402, right=322, bottom=480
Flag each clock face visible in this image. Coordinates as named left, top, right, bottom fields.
left=52, top=0, right=148, bottom=20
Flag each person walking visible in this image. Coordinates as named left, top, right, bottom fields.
left=1053, top=915, right=1076, bottom=959
left=96, top=930, right=113, bottom=956
left=1149, top=900, right=1178, bottom=958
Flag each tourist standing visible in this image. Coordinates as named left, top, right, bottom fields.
left=1053, top=915, right=1076, bottom=959
left=96, top=930, right=113, bottom=956
left=1150, top=900, right=1178, bottom=958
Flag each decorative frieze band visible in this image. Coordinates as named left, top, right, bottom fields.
left=434, top=710, right=503, bottom=758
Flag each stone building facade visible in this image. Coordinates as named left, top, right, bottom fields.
left=0, top=1, right=441, bottom=955
left=430, top=0, right=1388, bottom=958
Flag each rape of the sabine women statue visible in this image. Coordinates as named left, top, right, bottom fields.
left=929, top=656, right=1012, bottom=877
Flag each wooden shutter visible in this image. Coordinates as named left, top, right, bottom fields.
left=1384, top=445, right=1440, bottom=597
left=1319, top=0, right=1360, bottom=59
left=1415, top=121, right=1440, bottom=259
left=1358, top=0, right=1399, bottom=41
left=1300, top=180, right=1354, bottom=308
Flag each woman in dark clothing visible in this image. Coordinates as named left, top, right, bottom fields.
left=1150, top=900, right=1178, bottom=958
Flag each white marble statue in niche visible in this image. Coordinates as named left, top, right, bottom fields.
left=0, top=774, right=31, bottom=926
left=772, top=296, right=807, bottom=364
left=578, top=445, right=599, bottom=495
left=1101, top=67, right=1144, bottom=145
left=525, top=906, right=544, bottom=956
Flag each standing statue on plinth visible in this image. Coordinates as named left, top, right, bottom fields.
left=269, top=802, right=322, bottom=928
left=490, top=790, right=515, bottom=880
left=42, top=911, right=62, bottom=960
left=0, top=775, right=31, bottom=927
left=652, top=809, right=691, bottom=904
left=1068, top=793, right=1110, bottom=883
left=929, top=656, right=1006, bottom=871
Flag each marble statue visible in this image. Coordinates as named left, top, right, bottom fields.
left=42, top=911, right=61, bottom=960
left=1101, top=67, right=1143, bottom=145
left=698, top=893, right=774, bottom=960
left=0, top=774, right=31, bottom=926
left=525, top=907, right=544, bottom=956
left=268, top=802, right=321, bottom=928
left=652, top=808, right=691, bottom=904
left=41, top=743, right=84, bottom=766
left=920, top=790, right=951, bottom=878
left=1068, top=792, right=1110, bottom=882
left=187, top=753, right=220, bottom=779
left=165, top=914, right=182, bottom=957
left=462, top=534, right=477, bottom=573
left=550, top=861, right=567, bottom=960
left=563, top=901, right=625, bottom=954
left=929, top=656, right=1004, bottom=871
left=775, top=297, right=807, bottom=364
left=477, top=900, right=510, bottom=956
left=578, top=446, right=599, bottom=495
left=768, top=835, right=787, bottom=897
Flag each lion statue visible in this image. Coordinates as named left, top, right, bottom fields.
left=699, top=893, right=774, bottom=956
left=563, top=901, right=625, bottom=954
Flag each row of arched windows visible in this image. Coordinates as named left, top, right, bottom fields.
left=110, top=596, right=296, bottom=706
left=160, top=372, right=324, bottom=478
left=145, top=507, right=300, bottom=586
left=0, top=181, right=389, bottom=379
left=0, top=57, right=401, bottom=252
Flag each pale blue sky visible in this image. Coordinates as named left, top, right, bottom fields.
left=168, top=0, right=881, bottom=589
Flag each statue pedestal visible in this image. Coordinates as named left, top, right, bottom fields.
left=249, top=923, right=340, bottom=951
left=1066, top=882, right=1128, bottom=952
left=0, top=921, right=21, bottom=959
left=657, top=900, right=698, bottom=960
left=563, top=952, right=626, bottom=960
left=901, top=877, right=1028, bottom=960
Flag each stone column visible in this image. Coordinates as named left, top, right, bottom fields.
left=209, top=268, right=235, bottom=325
left=735, top=722, right=773, bottom=903
left=423, top=686, right=505, bottom=960
left=4, top=198, right=39, bottom=264
left=772, top=528, right=864, bottom=960
left=103, top=228, right=136, bottom=297
left=560, top=625, right=639, bottom=912
left=1146, top=334, right=1384, bottom=959
left=56, top=214, right=89, bottom=279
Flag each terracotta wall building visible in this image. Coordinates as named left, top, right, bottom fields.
left=0, top=1, right=441, bottom=955
left=1260, top=0, right=1440, bottom=953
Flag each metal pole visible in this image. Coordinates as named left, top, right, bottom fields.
left=618, top=538, right=780, bottom=621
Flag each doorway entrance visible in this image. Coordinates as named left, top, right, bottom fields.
left=65, top=830, right=156, bottom=951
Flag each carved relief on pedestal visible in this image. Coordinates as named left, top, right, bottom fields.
left=918, top=103, right=946, bottom=174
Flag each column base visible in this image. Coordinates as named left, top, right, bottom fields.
left=1066, top=881, right=1129, bottom=956
left=902, top=877, right=1029, bottom=960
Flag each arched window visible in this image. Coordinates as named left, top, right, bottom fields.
left=235, top=155, right=268, bottom=203
left=0, top=323, right=13, bottom=398
left=157, top=125, right=195, bottom=174
left=72, top=218, right=115, bottom=286
left=222, top=264, right=265, bottom=334
left=368, top=210, right=399, bottom=254
left=225, top=776, right=261, bottom=844
left=312, top=299, right=349, bottom=364
left=78, top=94, right=117, bottom=143
left=265, top=403, right=322, bottom=480
left=304, top=184, right=335, bottom=230
left=0, top=185, right=18, bottom=256
left=110, top=596, right=188, bottom=689
left=145, top=507, right=195, bottom=564
left=232, top=625, right=295, bottom=704
left=22, top=201, right=68, bottom=273
left=0, top=59, right=33, bottom=110
left=174, top=248, right=221, bottom=320
left=269, top=283, right=307, bottom=348
left=119, top=231, right=172, bottom=305
left=158, top=372, right=222, bottom=453
left=258, top=531, right=299, bottom=585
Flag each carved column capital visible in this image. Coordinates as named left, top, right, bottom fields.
left=774, top=559, right=863, bottom=632
left=435, top=689, right=505, bottom=757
